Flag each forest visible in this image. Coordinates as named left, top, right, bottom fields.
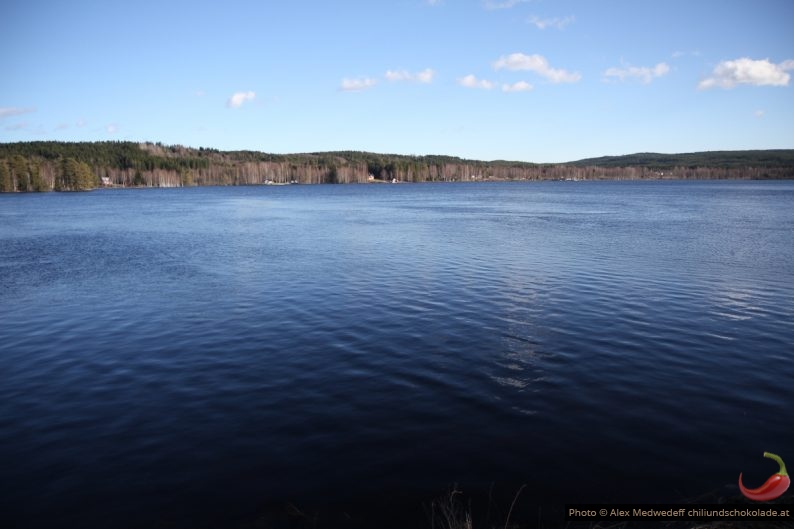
left=570, top=149, right=794, bottom=169
left=1, top=141, right=793, bottom=192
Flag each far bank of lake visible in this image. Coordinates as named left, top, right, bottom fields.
left=2, top=141, right=793, bottom=192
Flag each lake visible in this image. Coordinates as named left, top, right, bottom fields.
left=1, top=181, right=793, bottom=528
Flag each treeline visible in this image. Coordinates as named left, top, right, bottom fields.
left=0, top=154, right=96, bottom=192
left=571, top=150, right=794, bottom=169
left=1, top=141, right=793, bottom=192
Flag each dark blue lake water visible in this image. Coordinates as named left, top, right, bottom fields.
left=1, top=181, right=793, bottom=528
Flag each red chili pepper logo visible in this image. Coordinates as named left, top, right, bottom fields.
left=738, top=452, right=790, bottom=502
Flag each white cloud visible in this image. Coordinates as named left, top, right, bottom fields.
left=227, top=91, right=256, bottom=107
left=603, top=62, right=670, bottom=84
left=195, top=89, right=206, bottom=97
left=385, top=68, right=435, bottom=83
left=76, top=119, right=87, bottom=128
left=502, top=81, right=533, bottom=92
left=493, top=53, right=581, bottom=83
left=754, top=110, right=765, bottom=118
left=340, top=77, right=378, bottom=91
left=528, top=15, right=574, bottom=30
left=385, top=70, right=410, bottom=81
left=458, top=74, right=495, bottom=90
left=427, top=0, right=443, bottom=5
left=698, top=58, right=793, bottom=90
left=415, top=68, right=435, bottom=83
left=0, top=107, right=35, bottom=119
left=484, top=0, right=531, bottom=9
left=106, top=124, right=119, bottom=134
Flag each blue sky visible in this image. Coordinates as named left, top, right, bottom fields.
left=1, top=0, right=793, bottom=162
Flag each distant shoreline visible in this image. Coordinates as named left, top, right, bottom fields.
left=30, top=176, right=793, bottom=196
left=5, top=174, right=794, bottom=194
left=1, top=141, right=793, bottom=192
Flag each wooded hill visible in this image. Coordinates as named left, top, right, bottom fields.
left=570, top=150, right=794, bottom=169
left=1, top=141, right=792, bottom=192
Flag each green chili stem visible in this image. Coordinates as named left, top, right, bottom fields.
left=763, top=452, right=788, bottom=477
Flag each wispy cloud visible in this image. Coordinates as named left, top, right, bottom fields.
left=458, top=74, right=495, bottom=90
left=340, top=77, right=378, bottom=92
left=528, top=15, right=574, bottom=30
left=427, top=0, right=443, bottom=5
left=698, top=58, right=794, bottom=90
left=493, top=53, right=581, bottom=83
left=484, top=0, right=532, bottom=9
left=106, top=124, right=119, bottom=134
left=385, top=68, right=435, bottom=83
left=76, top=119, right=87, bottom=128
left=195, top=89, right=206, bottom=97
left=754, top=109, right=765, bottom=119
left=502, top=81, right=533, bottom=92
left=226, top=91, right=256, bottom=107
left=56, top=123, right=70, bottom=130
left=603, top=62, right=670, bottom=84
left=385, top=70, right=411, bottom=82
left=0, top=107, right=35, bottom=119
left=672, top=50, right=701, bottom=59
left=4, top=122, right=28, bottom=131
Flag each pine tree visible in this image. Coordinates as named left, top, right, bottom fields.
left=59, top=157, right=79, bottom=190
left=11, top=155, right=29, bottom=191
left=29, top=162, right=46, bottom=191
left=180, top=169, right=194, bottom=187
left=0, top=160, right=12, bottom=192
left=75, top=161, right=95, bottom=190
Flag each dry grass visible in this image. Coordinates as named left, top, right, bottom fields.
left=427, top=484, right=537, bottom=529
left=430, top=486, right=474, bottom=529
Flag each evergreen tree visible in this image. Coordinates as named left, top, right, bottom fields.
left=75, top=161, right=95, bottom=190
left=11, top=155, right=29, bottom=191
left=0, top=160, right=12, bottom=192
left=29, top=162, right=46, bottom=192
left=180, top=169, right=194, bottom=187
left=133, top=170, right=144, bottom=186
left=59, top=157, right=78, bottom=190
